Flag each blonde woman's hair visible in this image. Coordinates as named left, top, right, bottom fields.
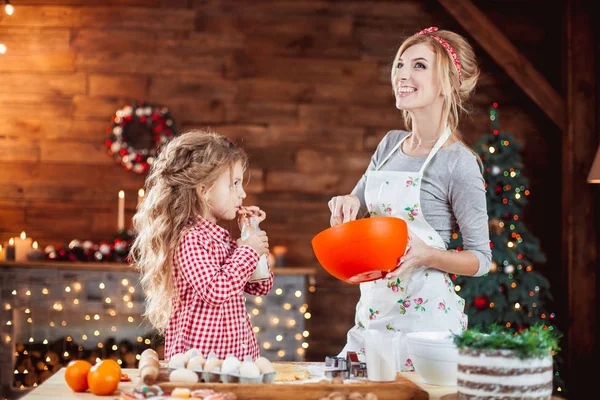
left=391, top=29, right=480, bottom=136
left=130, top=130, right=248, bottom=332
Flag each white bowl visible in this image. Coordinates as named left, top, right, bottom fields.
left=406, top=331, right=458, bottom=386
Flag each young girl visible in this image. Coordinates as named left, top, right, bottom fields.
left=328, top=28, right=491, bottom=370
left=130, top=130, right=273, bottom=361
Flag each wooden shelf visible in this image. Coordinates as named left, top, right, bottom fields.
left=0, top=260, right=317, bottom=275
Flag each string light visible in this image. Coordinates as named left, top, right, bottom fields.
left=6, top=274, right=311, bottom=389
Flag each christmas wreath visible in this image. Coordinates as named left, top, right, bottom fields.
left=105, top=101, right=177, bottom=173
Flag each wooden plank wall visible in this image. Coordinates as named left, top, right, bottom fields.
left=0, top=0, right=566, bottom=364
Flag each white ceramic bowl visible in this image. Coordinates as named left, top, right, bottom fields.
left=406, top=331, right=458, bottom=386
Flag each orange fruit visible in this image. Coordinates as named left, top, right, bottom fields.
left=64, top=360, right=92, bottom=392
left=87, top=360, right=120, bottom=396
left=101, top=359, right=121, bottom=375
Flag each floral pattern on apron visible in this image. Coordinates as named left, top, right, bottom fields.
left=339, top=127, right=468, bottom=372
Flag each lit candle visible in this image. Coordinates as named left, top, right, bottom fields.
left=137, top=188, right=145, bottom=208
left=0, top=244, right=5, bottom=261
left=27, top=241, right=45, bottom=261
left=117, top=190, right=125, bottom=232
left=14, top=231, right=33, bottom=262
left=6, top=238, right=15, bottom=261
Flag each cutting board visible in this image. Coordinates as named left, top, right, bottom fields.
left=158, top=377, right=428, bottom=400
left=157, top=362, right=428, bottom=400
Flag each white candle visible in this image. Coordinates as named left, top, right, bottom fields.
left=137, top=188, right=145, bottom=208
left=14, top=231, right=33, bottom=262
left=118, top=190, right=125, bottom=231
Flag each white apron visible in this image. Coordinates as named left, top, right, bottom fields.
left=339, top=127, right=467, bottom=372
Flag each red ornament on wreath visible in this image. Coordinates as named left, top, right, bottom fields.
left=473, top=296, right=489, bottom=310
left=105, top=101, right=177, bottom=174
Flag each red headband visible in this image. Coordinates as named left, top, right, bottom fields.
left=415, top=27, right=462, bottom=85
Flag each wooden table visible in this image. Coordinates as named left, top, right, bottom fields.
left=20, top=367, right=460, bottom=400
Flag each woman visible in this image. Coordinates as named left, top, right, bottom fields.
left=328, top=27, right=491, bottom=371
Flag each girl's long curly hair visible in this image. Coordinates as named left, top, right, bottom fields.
left=129, top=130, right=248, bottom=332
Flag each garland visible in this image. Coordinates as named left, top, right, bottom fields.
left=105, top=101, right=177, bottom=174
left=452, top=323, right=561, bottom=359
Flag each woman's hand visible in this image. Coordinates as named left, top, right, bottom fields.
left=239, top=206, right=266, bottom=224
left=328, top=195, right=361, bottom=226
left=385, top=230, right=435, bottom=278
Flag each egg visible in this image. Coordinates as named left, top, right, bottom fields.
left=185, top=348, right=201, bottom=360
left=203, top=358, right=222, bottom=373
left=255, top=356, right=274, bottom=374
left=239, top=356, right=261, bottom=378
left=221, top=354, right=241, bottom=375
left=169, top=368, right=199, bottom=384
left=186, top=355, right=206, bottom=371
left=168, top=353, right=187, bottom=369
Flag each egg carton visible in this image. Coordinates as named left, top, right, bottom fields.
left=168, top=368, right=276, bottom=384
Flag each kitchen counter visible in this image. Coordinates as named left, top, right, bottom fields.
left=18, top=365, right=567, bottom=400
left=18, top=366, right=458, bottom=400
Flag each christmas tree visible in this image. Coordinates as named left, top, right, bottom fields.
left=449, top=103, right=565, bottom=394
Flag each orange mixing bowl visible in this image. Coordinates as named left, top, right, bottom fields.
left=311, top=216, right=408, bottom=284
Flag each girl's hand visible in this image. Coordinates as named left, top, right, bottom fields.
left=385, top=230, right=433, bottom=278
left=238, top=230, right=269, bottom=256
left=239, top=206, right=266, bottom=224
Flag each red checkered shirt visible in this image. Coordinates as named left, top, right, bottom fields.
left=164, top=217, right=274, bottom=361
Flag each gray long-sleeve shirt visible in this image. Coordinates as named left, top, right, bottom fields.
left=352, top=130, right=492, bottom=276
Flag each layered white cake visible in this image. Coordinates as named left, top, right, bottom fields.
left=457, top=348, right=553, bottom=400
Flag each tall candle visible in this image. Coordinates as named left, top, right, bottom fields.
left=14, top=231, right=33, bottom=262
left=137, top=188, right=145, bottom=208
left=118, top=190, right=125, bottom=232
left=6, top=238, right=15, bottom=261
left=0, top=244, right=5, bottom=261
